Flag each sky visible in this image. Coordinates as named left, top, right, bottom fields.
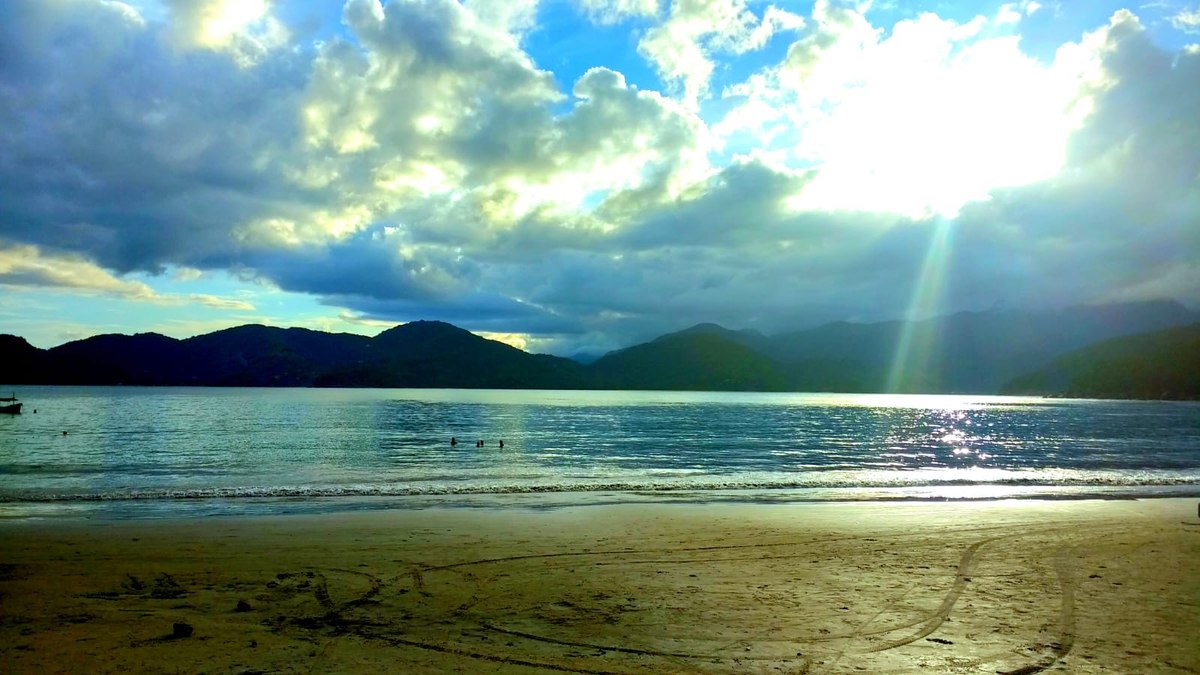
left=1, top=0, right=1198, bottom=355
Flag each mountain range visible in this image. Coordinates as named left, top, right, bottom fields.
left=2, top=300, right=1197, bottom=398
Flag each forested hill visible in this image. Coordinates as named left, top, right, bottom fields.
left=3, top=300, right=1197, bottom=396
left=1002, top=323, right=1200, bottom=400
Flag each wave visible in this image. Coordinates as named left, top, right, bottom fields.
left=3, top=474, right=1199, bottom=503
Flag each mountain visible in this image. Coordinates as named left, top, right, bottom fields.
left=184, top=325, right=372, bottom=386
left=45, top=333, right=191, bottom=385
left=0, top=335, right=51, bottom=384
left=669, top=323, right=774, bottom=354
left=761, top=300, right=1200, bottom=393
left=2, top=322, right=586, bottom=389
left=2, top=300, right=1196, bottom=395
left=589, top=331, right=789, bottom=391
left=1002, top=323, right=1200, bottom=399
left=316, top=321, right=589, bottom=388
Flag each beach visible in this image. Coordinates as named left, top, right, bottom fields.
left=2, top=498, right=1198, bottom=674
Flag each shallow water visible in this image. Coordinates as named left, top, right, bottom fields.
left=1, top=386, right=1197, bottom=518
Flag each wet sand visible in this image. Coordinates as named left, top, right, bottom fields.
left=2, top=498, right=1198, bottom=674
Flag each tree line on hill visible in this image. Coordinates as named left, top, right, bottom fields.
left=2, top=300, right=1197, bottom=399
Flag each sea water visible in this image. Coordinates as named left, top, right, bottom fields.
left=1, top=386, right=1198, bottom=519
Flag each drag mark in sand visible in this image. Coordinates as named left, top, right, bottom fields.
left=477, top=620, right=702, bottom=659
left=269, top=566, right=627, bottom=674
left=272, top=529, right=1040, bottom=671
left=362, top=632, right=628, bottom=675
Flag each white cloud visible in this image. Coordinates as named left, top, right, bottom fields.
left=720, top=3, right=1103, bottom=217
left=578, top=0, right=660, bottom=24
left=291, top=1, right=714, bottom=238
left=995, top=0, right=1042, bottom=24
left=0, top=245, right=160, bottom=300
left=336, top=311, right=398, bottom=328
left=189, top=294, right=256, bottom=311
left=0, top=245, right=256, bottom=310
left=1173, top=7, right=1200, bottom=33
left=638, top=0, right=804, bottom=107
left=995, top=4, right=1022, bottom=25
left=464, top=0, right=540, bottom=36
left=162, top=0, right=289, bottom=66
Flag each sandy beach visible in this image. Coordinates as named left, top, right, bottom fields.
left=1, top=498, right=1198, bottom=674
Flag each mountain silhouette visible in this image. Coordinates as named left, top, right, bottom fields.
left=2, top=300, right=1196, bottom=396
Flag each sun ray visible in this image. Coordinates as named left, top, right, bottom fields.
left=886, top=217, right=956, bottom=393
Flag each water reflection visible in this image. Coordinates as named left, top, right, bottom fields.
left=0, top=387, right=1197, bottom=509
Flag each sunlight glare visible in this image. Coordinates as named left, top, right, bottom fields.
left=198, top=0, right=269, bottom=48
left=785, top=22, right=1086, bottom=218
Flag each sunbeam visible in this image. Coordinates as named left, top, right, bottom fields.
left=886, top=217, right=956, bottom=393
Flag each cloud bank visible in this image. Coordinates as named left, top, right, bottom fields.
left=1, top=0, right=1197, bottom=352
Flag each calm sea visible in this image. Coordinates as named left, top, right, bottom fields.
left=1, top=386, right=1198, bottom=519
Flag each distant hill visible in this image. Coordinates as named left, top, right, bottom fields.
left=761, top=300, right=1199, bottom=393
left=589, top=331, right=788, bottom=391
left=2, top=300, right=1196, bottom=396
left=1002, top=323, right=1200, bottom=400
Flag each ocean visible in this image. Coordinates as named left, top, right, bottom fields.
left=1, top=386, right=1198, bottom=519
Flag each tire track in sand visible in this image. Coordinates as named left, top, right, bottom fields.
left=860, top=536, right=1000, bottom=653
left=997, top=548, right=1077, bottom=675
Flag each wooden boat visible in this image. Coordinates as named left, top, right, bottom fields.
left=0, top=394, right=21, bottom=415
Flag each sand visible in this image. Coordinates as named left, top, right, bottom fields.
left=1, top=498, right=1198, bottom=674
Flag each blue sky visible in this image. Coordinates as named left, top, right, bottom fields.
left=2, top=0, right=1199, bottom=354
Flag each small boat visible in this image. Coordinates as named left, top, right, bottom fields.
left=0, top=394, right=22, bottom=415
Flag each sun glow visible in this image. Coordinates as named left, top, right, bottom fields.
left=771, top=13, right=1096, bottom=218
left=479, top=332, right=530, bottom=350
left=197, top=0, right=269, bottom=48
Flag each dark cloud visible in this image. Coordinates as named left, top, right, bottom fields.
left=0, top=0, right=314, bottom=273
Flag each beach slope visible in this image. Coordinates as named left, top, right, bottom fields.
left=2, top=499, right=1198, bottom=673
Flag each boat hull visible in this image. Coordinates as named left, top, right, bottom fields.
left=0, top=403, right=21, bottom=414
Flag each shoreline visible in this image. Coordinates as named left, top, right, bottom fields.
left=2, top=498, right=1198, bottom=673
left=4, top=485, right=1200, bottom=524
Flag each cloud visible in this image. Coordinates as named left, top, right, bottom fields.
left=336, top=311, right=398, bottom=328
left=578, top=0, right=660, bottom=25
left=0, top=244, right=160, bottom=300
left=1172, top=7, right=1200, bottom=33
left=190, top=294, right=256, bottom=311
left=0, top=0, right=312, bottom=273
left=162, top=0, right=290, bottom=65
left=0, top=0, right=1197, bottom=355
left=720, top=2, right=1102, bottom=218
left=463, top=0, right=540, bottom=36
left=950, top=10, right=1200, bottom=308
left=0, top=245, right=255, bottom=310
left=638, top=0, right=804, bottom=107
